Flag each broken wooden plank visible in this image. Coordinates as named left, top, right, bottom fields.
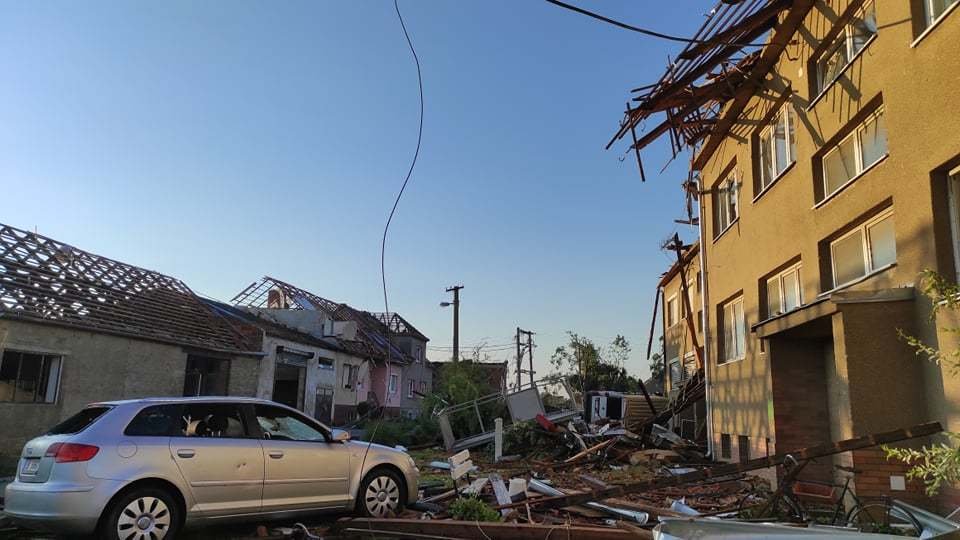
left=463, top=476, right=490, bottom=496
left=495, top=421, right=943, bottom=513
left=564, top=438, right=616, bottom=464
left=337, top=518, right=643, bottom=540
left=489, top=473, right=512, bottom=518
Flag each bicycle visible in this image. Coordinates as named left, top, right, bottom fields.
left=737, top=455, right=923, bottom=535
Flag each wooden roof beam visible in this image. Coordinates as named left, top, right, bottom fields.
left=679, top=0, right=792, bottom=60
left=693, top=0, right=815, bottom=170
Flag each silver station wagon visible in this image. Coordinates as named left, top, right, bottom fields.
left=4, top=397, right=420, bottom=539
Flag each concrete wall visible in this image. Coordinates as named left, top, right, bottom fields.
left=698, top=1, right=960, bottom=464
left=0, top=319, right=259, bottom=459
left=255, top=334, right=337, bottom=420
left=398, top=336, right=431, bottom=416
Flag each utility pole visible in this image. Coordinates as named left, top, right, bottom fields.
left=442, top=285, right=464, bottom=361
left=516, top=328, right=535, bottom=388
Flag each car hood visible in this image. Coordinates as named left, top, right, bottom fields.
left=346, top=440, right=404, bottom=455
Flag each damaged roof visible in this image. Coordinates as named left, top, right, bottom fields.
left=231, top=276, right=417, bottom=364
left=0, top=223, right=255, bottom=354
left=609, top=0, right=815, bottom=176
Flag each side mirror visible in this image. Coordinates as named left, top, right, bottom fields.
left=331, top=429, right=351, bottom=442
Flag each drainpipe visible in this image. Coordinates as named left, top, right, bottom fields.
left=697, top=177, right=715, bottom=458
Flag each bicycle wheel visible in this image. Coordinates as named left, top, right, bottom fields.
left=846, top=502, right=923, bottom=536
left=737, top=493, right=805, bottom=522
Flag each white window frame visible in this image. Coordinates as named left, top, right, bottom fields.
left=758, top=106, right=796, bottom=190
left=407, top=379, right=415, bottom=398
left=0, top=349, right=63, bottom=404
left=389, top=373, right=399, bottom=394
left=947, top=167, right=960, bottom=283
left=668, top=356, right=682, bottom=390
left=822, top=108, right=887, bottom=200
left=715, top=175, right=740, bottom=236
left=666, top=293, right=679, bottom=328
left=720, top=296, right=746, bottom=364
left=925, top=0, right=959, bottom=28
left=766, top=263, right=803, bottom=318
left=829, top=208, right=896, bottom=288
left=816, top=1, right=877, bottom=94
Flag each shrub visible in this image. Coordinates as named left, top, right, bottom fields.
left=448, top=496, right=501, bottom=522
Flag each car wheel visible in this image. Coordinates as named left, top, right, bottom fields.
left=100, top=487, right=181, bottom=540
left=357, top=468, right=405, bottom=517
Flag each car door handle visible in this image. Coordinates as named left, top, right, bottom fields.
left=268, top=451, right=284, bottom=459
left=176, top=449, right=195, bottom=458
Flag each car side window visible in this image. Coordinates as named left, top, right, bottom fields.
left=125, top=405, right=183, bottom=436
left=254, top=405, right=327, bottom=442
left=177, top=403, right=249, bottom=438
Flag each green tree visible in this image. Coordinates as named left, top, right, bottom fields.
left=550, top=332, right=641, bottom=393
left=883, top=270, right=960, bottom=496
left=648, top=351, right=664, bottom=386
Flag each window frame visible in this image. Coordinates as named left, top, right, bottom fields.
left=714, top=175, right=740, bottom=238
left=814, top=1, right=878, bottom=96
left=407, top=379, right=415, bottom=398
left=829, top=208, right=896, bottom=289
left=758, top=106, right=797, bottom=190
left=389, top=373, right=399, bottom=394
left=947, top=168, right=960, bottom=283
left=0, top=349, right=62, bottom=404
left=719, top=296, right=746, bottom=365
left=821, top=108, right=887, bottom=201
left=720, top=433, right=732, bottom=460
left=665, top=293, right=679, bottom=328
left=765, top=263, right=803, bottom=318
left=924, top=0, right=959, bottom=28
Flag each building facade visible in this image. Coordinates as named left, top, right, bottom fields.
left=0, top=224, right=262, bottom=461
left=692, top=0, right=960, bottom=507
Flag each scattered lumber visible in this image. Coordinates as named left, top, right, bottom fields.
left=336, top=518, right=646, bottom=540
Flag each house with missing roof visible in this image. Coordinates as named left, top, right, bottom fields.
left=0, top=224, right=263, bottom=460
left=231, top=277, right=432, bottom=421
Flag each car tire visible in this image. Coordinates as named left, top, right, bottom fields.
left=356, top=468, right=406, bottom=518
left=99, top=486, right=182, bottom=540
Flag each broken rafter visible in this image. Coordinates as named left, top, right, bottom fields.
left=494, top=421, right=943, bottom=512
left=692, top=0, right=816, bottom=170
left=678, top=0, right=791, bottom=61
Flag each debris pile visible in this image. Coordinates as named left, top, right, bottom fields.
left=326, top=421, right=949, bottom=540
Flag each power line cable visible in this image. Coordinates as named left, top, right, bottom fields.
left=544, top=0, right=764, bottom=48
left=361, top=0, right=424, bottom=489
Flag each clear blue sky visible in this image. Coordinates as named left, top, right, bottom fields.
left=0, top=1, right=706, bottom=380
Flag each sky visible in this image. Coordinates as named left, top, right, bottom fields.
left=0, top=1, right=708, bottom=381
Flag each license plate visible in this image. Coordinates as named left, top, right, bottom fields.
left=21, top=459, right=40, bottom=475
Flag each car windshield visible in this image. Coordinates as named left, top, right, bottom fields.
left=46, top=406, right=111, bottom=435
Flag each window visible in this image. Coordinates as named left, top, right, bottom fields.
left=342, top=364, right=358, bottom=389
left=254, top=404, right=327, bottom=442
left=414, top=346, right=422, bottom=363
left=714, top=176, right=739, bottom=235
left=766, top=263, right=802, bottom=318
left=177, top=403, right=248, bottom=438
left=720, top=296, right=746, bottom=364
left=420, top=381, right=427, bottom=394
left=407, top=379, right=415, bottom=398
left=389, top=374, right=399, bottom=394
left=183, top=355, right=229, bottom=397
left=665, top=294, right=679, bottom=327
left=946, top=169, right=960, bottom=282
left=758, top=106, right=797, bottom=189
left=48, top=406, right=110, bottom=435
left=830, top=208, right=896, bottom=288
left=823, top=109, right=887, bottom=199
left=681, top=279, right=695, bottom=317
left=125, top=405, right=184, bottom=437
left=923, top=0, right=958, bottom=28
left=816, top=2, right=877, bottom=93
left=318, top=357, right=334, bottom=370
left=0, top=350, right=61, bottom=403
left=739, top=435, right=750, bottom=463
left=668, top=357, right=683, bottom=390
left=720, top=434, right=732, bottom=459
